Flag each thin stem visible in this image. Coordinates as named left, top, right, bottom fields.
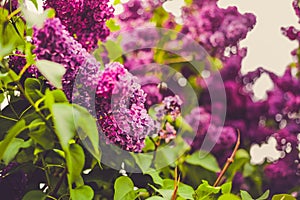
left=7, top=7, right=21, bottom=20
left=45, top=164, right=65, bottom=169
left=41, top=155, right=52, bottom=191
left=18, top=63, right=31, bottom=79
left=171, top=166, right=180, bottom=200
left=19, top=105, right=33, bottom=118
left=58, top=194, right=69, bottom=200
left=51, top=168, right=67, bottom=197
left=0, top=114, right=18, bottom=121
left=213, top=130, right=241, bottom=187
left=46, top=195, right=57, bottom=200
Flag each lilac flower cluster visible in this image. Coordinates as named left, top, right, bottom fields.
left=3, top=0, right=18, bottom=12
left=185, top=106, right=237, bottom=163
left=154, top=95, right=182, bottom=143
left=193, top=51, right=300, bottom=191
left=8, top=51, right=39, bottom=79
left=95, top=62, right=154, bottom=152
left=181, top=1, right=256, bottom=57
left=44, top=0, right=114, bottom=51
left=33, top=18, right=100, bottom=102
left=117, top=0, right=167, bottom=30
left=0, top=162, right=28, bottom=200
left=293, top=0, right=300, bottom=22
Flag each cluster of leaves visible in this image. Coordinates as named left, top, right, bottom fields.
left=0, top=0, right=298, bottom=200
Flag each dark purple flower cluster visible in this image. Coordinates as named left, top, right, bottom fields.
left=293, top=0, right=300, bottom=22
left=0, top=162, right=28, bottom=200
left=44, top=0, right=114, bottom=51
left=33, top=18, right=100, bottom=102
left=95, top=62, right=154, bottom=152
left=181, top=1, right=256, bottom=57
left=2, top=0, right=18, bottom=12
left=185, top=106, right=237, bottom=163
left=8, top=51, right=39, bottom=78
left=281, top=26, right=300, bottom=41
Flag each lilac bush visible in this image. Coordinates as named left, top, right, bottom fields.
left=0, top=0, right=300, bottom=199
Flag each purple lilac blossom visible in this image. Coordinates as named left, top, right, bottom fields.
left=44, top=0, right=114, bottom=51
left=95, top=62, right=154, bottom=152
left=33, top=18, right=100, bottom=103
left=8, top=51, right=39, bottom=78
left=293, top=0, right=300, bottom=22
left=181, top=2, right=256, bottom=57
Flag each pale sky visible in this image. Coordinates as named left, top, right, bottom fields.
left=219, top=0, right=299, bottom=75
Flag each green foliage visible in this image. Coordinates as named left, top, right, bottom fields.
left=35, top=60, right=66, bottom=89
left=218, top=194, right=241, bottom=200
left=0, top=8, right=25, bottom=58
left=71, top=185, right=94, bottom=200
left=185, top=150, right=220, bottom=173
left=22, top=190, right=47, bottom=200
left=272, top=194, right=296, bottom=200
left=106, top=19, right=121, bottom=32
left=114, top=176, right=136, bottom=200
left=0, top=119, right=27, bottom=161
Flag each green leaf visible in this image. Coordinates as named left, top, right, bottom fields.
left=22, top=190, right=47, bottom=200
left=35, top=60, right=66, bottom=89
left=208, top=56, right=223, bottom=71
left=221, top=182, right=232, bottom=194
left=104, top=40, right=123, bottom=62
left=44, top=89, right=68, bottom=109
left=240, top=190, right=252, bottom=200
left=0, top=93, right=5, bottom=103
left=257, top=190, right=270, bottom=200
left=145, top=169, right=163, bottom=186
left=1, top=138, right=32, bottom=164
left=67, top=143, right=85, bottom=185
left=185, top=150, right=220, bottom=173
left=28, top=120, right=54, bottom=150
left=177, top=182, right=195, bottom=199
left=0, top=9, right=25, bottom=58
left=106, top=19, right=120, bottom=32
left=0, top=119, right=26, bottom=160
left=218, top=194, right=241, bottom=200
left=52, top=104, right=101, bottom=162
left=24, top=78, right=43, bottom=102
left=73, top=105, right=101, bottom=162
left=71, top=185, right=94, bottom=200
left=272, top=194, right=296, bottom=200
left=0, top=70, right=19, bottom=88
left=194, top=180, right=220, bottom=200
left=113, top=0, right=121, bottom=5
left=143, top=136, right=156, bottom=152
left=131, top=153, right=153, bottom=173
left=155, top=189, right=173, bottom=200
left=114, top=176, right=136, bottom=200
left=154, top=137, right=189, bottom=169
left=52, top=104, right=76, bottom=149
left=161, top=179, right=194, bottom=199
left=146, top=197, right=165, bottom=200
